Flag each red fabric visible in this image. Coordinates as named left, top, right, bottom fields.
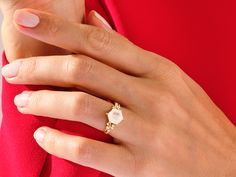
left=0, top=0, right=235, bottom=176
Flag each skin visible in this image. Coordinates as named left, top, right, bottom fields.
left=0, top=0, right=84, bottom=62
left=1, top=9, right=236, bottom=177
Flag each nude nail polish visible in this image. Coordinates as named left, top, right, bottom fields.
left=14, top=11, right=40, bottom=28
left=14, top=92, right=32, bottom=108
left=34, top=128, right=47, bottom=143
left=1, top=61, right=22, bottom=78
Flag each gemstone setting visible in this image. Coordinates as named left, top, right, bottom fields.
left=107, top=108, right=123, bottom=125
left=105, top=102, right=123, bottom=134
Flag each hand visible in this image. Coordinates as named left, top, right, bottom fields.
left=2, top=9, right=236, bottom=177
left=0, top=0, right=84, bottom=62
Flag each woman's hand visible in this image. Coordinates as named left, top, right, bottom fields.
left=0, top=0, right=84, bottom=61
left=2, top=9, right=236, bottom=177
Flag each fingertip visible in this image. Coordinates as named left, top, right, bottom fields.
left=87, top=10, right=112, bottom=30
left=34, top=127, right=48, bottom=144
left=13, top=9, right=40, bottom=28
left=14, top=91, right=32, bottom=107
left=86, top=10, right=98, bottom=26
left=1, top=60, right=22, bottom=78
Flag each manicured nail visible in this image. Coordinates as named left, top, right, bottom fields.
left=94, top=11, right=112, bottom=29
left=14, top=10, right=40, bottom=28
left=14, top=91, right=32, bottom=108
left=1, top=61, right=22, bottom=78
left=34, top=128, right=47, bottom=143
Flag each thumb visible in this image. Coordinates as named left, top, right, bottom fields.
left=86, top=10, right=112, bottom=30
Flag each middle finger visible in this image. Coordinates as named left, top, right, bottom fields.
left=2, top=54, right=135, bottom=106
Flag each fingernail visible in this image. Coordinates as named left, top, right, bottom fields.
left=14, top=10, right=40, bottom=28
left=1, top=61, right=22, bottom=78
left=14, top=91, right=32, bottom=108
left=94, top=11, right=112, bottom=29
left=34, top=128, right=47, bottom=143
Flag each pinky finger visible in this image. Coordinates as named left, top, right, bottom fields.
left=34, top=127, right=134, bottom=177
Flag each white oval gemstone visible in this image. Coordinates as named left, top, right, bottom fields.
left=107, top=109, right=123, bottom=124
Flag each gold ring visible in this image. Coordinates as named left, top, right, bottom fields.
left=105, top=102, right=123, bottom=134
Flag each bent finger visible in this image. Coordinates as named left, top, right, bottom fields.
left=13, top=9, right=157, bottom=76
left=34, top=127, right=135, bottom=177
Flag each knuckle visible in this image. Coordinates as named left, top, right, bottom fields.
left=71, top=93, right=91, bottom=118
left=158, top=91, right=176, bottom=107
left=30, top=92, right=39, bottom=107
left=164, top=63, right=182, bottom=79
left=86, top=28, right=112, bottom=53
left=45, top=131, right=58, bottom=151
left=143, top=89, right=175, bottom=113
left=65, top=56, right=94, bottom=84
left=73, top=139, right=93, bottom=164
left=29, top=91, right=45, bottom=109
left=45, top=16, right=62, bottom=39
left=155, top=92, right=178, bottom=115
left=151, top=55, right=182, bottom=80
left=166, top=61, right=181, bottom=76
left=20, top=58, right=38, bottom=80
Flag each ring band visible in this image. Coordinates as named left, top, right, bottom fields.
left=105, top=102, right=124, bottom=134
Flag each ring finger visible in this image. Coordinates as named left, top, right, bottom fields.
left=15, top=90, right=143, bottom=143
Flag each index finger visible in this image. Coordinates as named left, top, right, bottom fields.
left=13, top=9, right=157, bottom=76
